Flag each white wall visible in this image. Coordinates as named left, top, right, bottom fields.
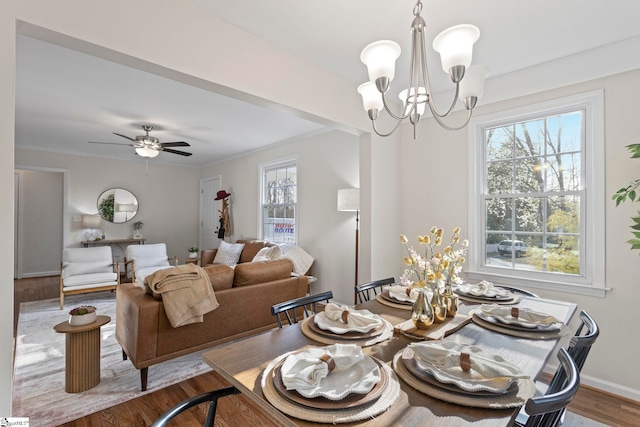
left=388, top=69, right=640, bottom=400
left=200, top=130, right=360, bottom=304
left=16, top=169, right=63, bottom=277
left=16, top=149, right=201, bottom=263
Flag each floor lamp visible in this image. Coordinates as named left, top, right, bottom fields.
left=337, top=188, right=360, bottom=303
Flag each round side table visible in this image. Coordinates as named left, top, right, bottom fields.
left=54, top=315, right=110, bottom=393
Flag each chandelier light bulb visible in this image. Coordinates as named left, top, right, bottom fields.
left=135, top=146, right=160, bottom=158
left=357, top=82, right=384, bottom=112
left=432, top=24, right=480, bottom=73
left=459, top=65, right=489, bottom=105
left=360, top=40, right=401, bottom=84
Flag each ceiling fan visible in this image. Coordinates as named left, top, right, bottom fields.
left=89, top=125, right=192, bottom=158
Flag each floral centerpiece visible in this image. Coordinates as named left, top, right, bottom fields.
left=68, top=305, right=97, bottom=326
left=400, top=226, right=469, bottom=322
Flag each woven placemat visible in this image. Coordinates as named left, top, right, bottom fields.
left=392, top=350, right=535, bottom=409
left=375, top=293, right=413, bottom=310
left=261, top=352, right=400, bottom=423
left=301, top=316, right=393, bottom=347
left=471, top=312, right=570, bottom=340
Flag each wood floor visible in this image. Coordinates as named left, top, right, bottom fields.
left=14, top=276, right=640, bottom=426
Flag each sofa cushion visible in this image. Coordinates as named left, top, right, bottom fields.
left=252, top=245, right=282, bottom=262
left=237, top=240, right=276, bottom=263
left=201, top=264, right=234, bottom=291
left=233, top=258, right=293, bottom=287
left=213, top=241, right=245, bottom=266
left=63, top=272, right=118, bottom=288
left=62, top=260, right=113, bottom=277
left=134, top=256, right=171, bottom=269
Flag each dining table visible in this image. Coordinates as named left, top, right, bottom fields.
left=202, top=292, right=577, bottom=426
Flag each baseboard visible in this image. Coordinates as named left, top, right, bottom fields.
left=18, top=271, right=59, bottom=279
left=544, top=364, right=640, bottom=402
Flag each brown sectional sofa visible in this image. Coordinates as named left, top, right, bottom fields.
left=115, top=255, right=308, bottom=391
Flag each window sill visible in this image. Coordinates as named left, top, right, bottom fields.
left=465, top=270, right=609, bottom=298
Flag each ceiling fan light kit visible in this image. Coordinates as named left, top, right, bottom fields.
left=357, top=0, right=489, bottom=137
left=89, top=124, right=192, bottom=158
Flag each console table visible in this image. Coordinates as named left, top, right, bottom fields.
left=81, top=238, right=145, bottom=250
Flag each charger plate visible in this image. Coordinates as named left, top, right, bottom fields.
left=301, top=316, right=393, bottom=347
left=307, top=314, right=385, bottom=340
left=272, top=356, right=388, bottom=409
left=262, top=352, right=400, bottom=423
left=392, top=350, right=535, bottom=409
left=375, top=293, right=413, bottom=310
left=471, top=311, right=569, bottom=340
left=380, top=290, right=414, bottom=305
left=455, top=292, right=520, bottom=305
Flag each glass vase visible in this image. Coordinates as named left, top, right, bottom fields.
left=431, top=285, right=447, bottom=323
left=442, top=282, right=459, bottom=317
left=411, top=288, right=434, bottom=330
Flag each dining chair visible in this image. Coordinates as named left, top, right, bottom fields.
left=271, top=291, right=333, bottom=328
left=566, top=310, right=599, bottom=372
left=496, top=285, right=539, bottom=298
left=515, top=347, right=580, bottom=427
left=355, top=277, right=395, bottom=303
left=151, top=386, right=240, bottom=427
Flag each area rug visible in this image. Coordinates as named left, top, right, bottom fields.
left=12, top=292, right=213, bottom=427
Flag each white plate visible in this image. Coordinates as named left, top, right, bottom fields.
left=314, top=310, right=382, bottom=334
left=407, top=342, right=526, bottom=393
left=281, top=350, right=381, bottom=400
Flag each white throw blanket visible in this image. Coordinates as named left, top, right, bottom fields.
left=145, top=264, right=219, bottom=328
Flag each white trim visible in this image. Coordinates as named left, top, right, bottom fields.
left=467, top=90, right=606, bottom=297
left=258, top=155, right=299, bottom=244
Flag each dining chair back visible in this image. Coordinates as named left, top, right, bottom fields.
left=496, top=285, right=539, bottom=298
left=271, top=291, right=333, bottom=328
left=518, top=347, right=580, bottom=427
left=567, top=310, right=599, bottom=372
left=151, top=386, right=240, bottom=427
left=355, top=277, right=395, bottom=303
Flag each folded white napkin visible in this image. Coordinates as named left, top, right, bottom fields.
left=457, top=281, right=510, bottom=298
left=281, top=344, right=365, bottom=390
left=385, top=284, right=419, bottom=302
left=480, top=304, right=560, bottom=325
left=321, top=303, right=383, bottom=333
left=409, top=341, right=528, bottom=392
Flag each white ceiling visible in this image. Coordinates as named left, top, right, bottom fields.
left=15, top=0, right=640, bottom=167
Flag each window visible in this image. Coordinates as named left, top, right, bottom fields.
left=260, top=158, right=297, bottom=243
left=467, top=91, right=605, bottom=296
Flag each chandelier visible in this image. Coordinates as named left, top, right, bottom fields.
left=357, top=1, right=488, bottom=137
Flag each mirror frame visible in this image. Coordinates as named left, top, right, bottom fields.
left=97, top=188, right=139, bottom=223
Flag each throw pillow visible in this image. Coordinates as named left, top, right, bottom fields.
left=252, top=245, right=282, bottom=262
left=213, top=241, right=245, bottom=266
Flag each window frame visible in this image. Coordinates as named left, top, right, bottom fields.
left=467, top=90, right=606, bottom=297
left=258, top=156, right=299, bottom=244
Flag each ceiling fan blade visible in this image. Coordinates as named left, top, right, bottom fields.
left=88, top=141, right=133, bottom=146
left=113, top=132, right=137, bottom=142
left=162, top=148, right=193, bottom=156
left=160, top=141, right=190, bottom=147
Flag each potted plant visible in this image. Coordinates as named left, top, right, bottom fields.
left=188, top=246, right=199, bottom=258
left=68, top=305, right=97, bottom=326
left=612, top=143, right=640, bottom=252
left=98, top=194, right=115, bottom=222
left=132, top=221, right=144, bottom=239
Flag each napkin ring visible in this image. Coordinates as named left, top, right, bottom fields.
left=511, top=307, right=520, bottom=319
left=319, top=354, right=336, bottom=373
left=460, top=352, right=471, bottom=372
left=406, top=288, right=412, bottom=296
left=341, top=310, right=350, bottom=323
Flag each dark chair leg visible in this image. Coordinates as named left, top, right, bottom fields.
left=141, top=367, right=148, bottom=391
left=122, top=350, right=128, bottom=361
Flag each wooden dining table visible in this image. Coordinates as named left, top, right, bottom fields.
left=202, top=294, right=577, bottom=426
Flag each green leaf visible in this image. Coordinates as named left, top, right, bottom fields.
left=631, top=190, right=638, bottom=201
left=628, top=240, right=640, bottom=250
left=626, top=143, right=640, bottom=158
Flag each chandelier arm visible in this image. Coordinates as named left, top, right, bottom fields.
left=381, top=91, right=415, bottom=121
left=429, top=107, right=474, bottom=131
left=371, top=116, right=404, bottom=137
left=418, top=31, right=460, bottom=118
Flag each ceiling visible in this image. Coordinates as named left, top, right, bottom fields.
left=15, top=0, right=640, bottom=167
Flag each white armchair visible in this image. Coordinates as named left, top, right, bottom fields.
left=60, top=246, right=120, bottom=309
left=124, top=243, right=178, bottom=285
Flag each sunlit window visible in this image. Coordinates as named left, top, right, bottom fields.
left=260, top=158, right=297, bottom=243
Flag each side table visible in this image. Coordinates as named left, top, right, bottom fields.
left=53, top=315, right=110, bottom=393
left=183, top=257, right=199, bottom=265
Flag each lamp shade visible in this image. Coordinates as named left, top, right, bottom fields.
left=357, top=82, right=384, bottom=112
left=459, top=65, right=489, bottom=101
left=432, top=24, right=479, bottom=73
left=81, top=214, right=102, bottom=228
left=360, top=40, right=401, bottom=82
left=118, top=203, right=137, bottom=212
left=337, top=189, right=360, bottom=212
left=135, top=146, right=160, bottom=158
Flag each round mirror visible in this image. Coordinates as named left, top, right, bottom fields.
left=97, top=188, right=138, bottom=223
